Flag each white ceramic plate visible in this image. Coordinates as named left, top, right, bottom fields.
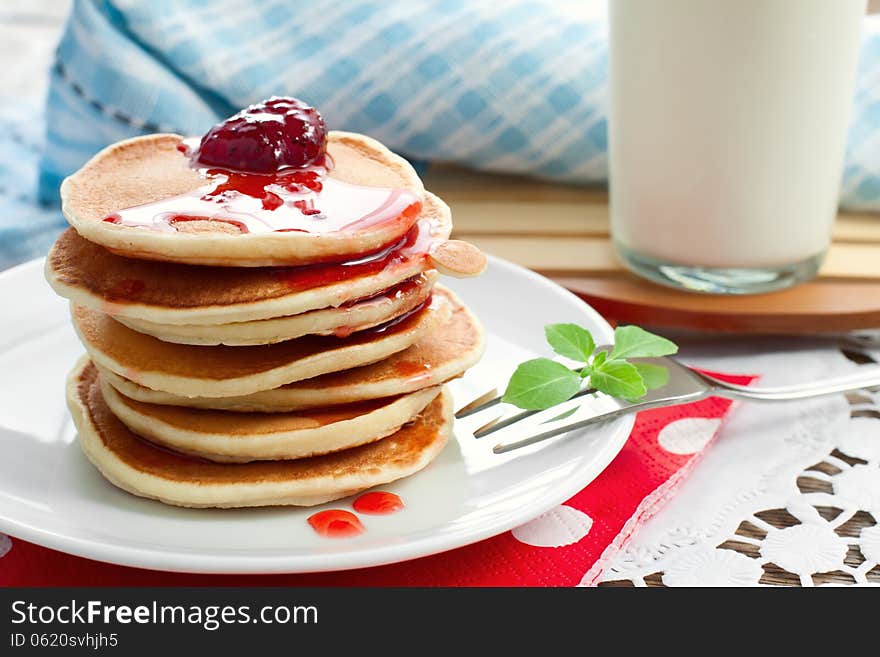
left=0, top=255, right=632, bottom=574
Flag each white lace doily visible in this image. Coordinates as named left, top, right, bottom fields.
left=600, top=335, right=880, bottom=587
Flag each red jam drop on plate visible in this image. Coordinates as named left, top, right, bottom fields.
left=353, top=491, right=404, bottom=515
left=307, top=509, right=364, bottom=538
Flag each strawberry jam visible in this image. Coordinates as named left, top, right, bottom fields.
left=391, top=361, right=430, bottom=377
left=196, top=96, right=326, bottom=172
left=352, top=491, right=404, bottom=515
left=271, top=216, right=438, bottom=291
left=104, top=96, right=421, bottom=237
left=307, top=509, right=364, bottom=538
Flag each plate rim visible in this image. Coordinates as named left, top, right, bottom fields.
left=0, top=254, right=633, bottom=574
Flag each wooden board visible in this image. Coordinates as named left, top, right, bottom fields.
left=424, top=165, right=880, bottom=333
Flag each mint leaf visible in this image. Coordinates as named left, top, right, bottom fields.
left=502, top=358, right=582, bottom=410
left=545, top=323, right=595, bottom=362
left=590, top=360, right=647, bottom=400
left=633, top=362, right=669, bottom=390
left=581, top=350, right=605, bottom=379
left=504, top=323, right=677, bottom=411
left=610, top=326, right=678, bottom=360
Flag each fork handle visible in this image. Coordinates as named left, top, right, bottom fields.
left=700, top=367, right=880, bottom=402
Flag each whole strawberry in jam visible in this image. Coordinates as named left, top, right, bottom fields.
left=195, top=96, right=326, bottom=172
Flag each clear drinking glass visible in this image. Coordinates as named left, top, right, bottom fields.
left=608, top=0, right=866, bottom=294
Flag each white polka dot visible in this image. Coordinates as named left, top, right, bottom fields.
left=657, top=418, right=722, bottom=455
left=512, top=505, right=593, bottom=548
left=0, top=534, right=11, bottom=558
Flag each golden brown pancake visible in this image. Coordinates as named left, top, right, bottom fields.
left=45, top=192, right=452, bottom=326
left=101, top=290, right=485, bottom=411
left=101, top=375, right=441, bottom=462
left=428, top=240, right=488, bottom=278
left=72, top=288, right=453, bottom=398
left=68, top=359, right=452, bottom=508
left=114, top=272, right=438, bottom=346
left=60, top=131, right=426, bottom=266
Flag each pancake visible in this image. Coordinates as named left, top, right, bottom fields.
left=429, top=240, right=488, bottom=278
left=101, top=376, right=440, bottom=463
left=72, top=288, right=453, bottom=398
left=60, top=131, right=426, bottom=266
left=68, top=359, right=452, bottom=508
left=45, top=192, right=451, bottom=326
left=114, top=272, right=438, bottom=346
left=101, top=291, right=485, bottom=411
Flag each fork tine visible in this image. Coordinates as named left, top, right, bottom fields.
left=472, top=386, right=598, bottom=438
left=493, top=406, right=633, bottom=454
left=473, top=408, right=538, bottom=438
left=473, top=413, right=504, bottom=436
left=455, top=388, right=501, bottom=418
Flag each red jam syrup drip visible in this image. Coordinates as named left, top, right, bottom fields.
left=353, top=298, right=431, bottom=338
left=271, top=217, right=441, bottom=291
left=104, top=139, right=422, bottom=236
left=328, top=276, right=431, bottom=338
left=307, top=509, right=364, bottom=538
left=341, top=274, right=428, bottom=307
left=392, top=360, right=431, bottom=378
left=332, top=280, right=431, bottom=338
left=352, top=491, right=404, bottom=515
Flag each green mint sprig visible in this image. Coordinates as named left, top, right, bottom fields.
left=502, top=324, right=678, bottom=410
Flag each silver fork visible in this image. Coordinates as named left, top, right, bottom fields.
left=457, top=356, right=880, bottom=454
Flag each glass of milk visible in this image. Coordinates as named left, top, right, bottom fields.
left=609, top=0, right=866, bottom=294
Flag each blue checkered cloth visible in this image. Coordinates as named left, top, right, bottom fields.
left=2, top=1, right=880, bottom=270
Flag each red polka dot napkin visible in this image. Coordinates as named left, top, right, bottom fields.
left=0, top=371, right=753, bottom=587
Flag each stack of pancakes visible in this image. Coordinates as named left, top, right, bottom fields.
left=46, top=131, right=485, bottom=508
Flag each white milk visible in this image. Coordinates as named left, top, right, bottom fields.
left=609, top=0, right=866, bottom=273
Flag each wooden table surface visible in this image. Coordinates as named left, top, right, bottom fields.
left=427, top=164, right=880, bottom=277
